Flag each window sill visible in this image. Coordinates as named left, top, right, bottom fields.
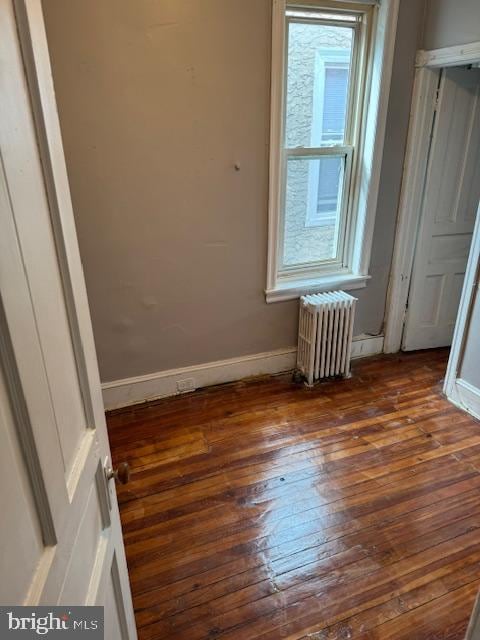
left=265, top=273, right=370, bottom=303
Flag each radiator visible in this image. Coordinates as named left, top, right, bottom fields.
left=297, top=291, right=357, bottom=386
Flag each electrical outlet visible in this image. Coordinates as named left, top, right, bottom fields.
left=176, top=378, right=196, bottom=393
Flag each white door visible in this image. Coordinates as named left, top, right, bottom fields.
left=403, top=67, right=480, bottom=351
left=0, top=1, right=136, bottom=637
left=466, top=590, right=480, bottom=640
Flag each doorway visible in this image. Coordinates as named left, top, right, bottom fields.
left=385, top=49, right=480, bottom=359
left=402, top=66, right=480, bottom=351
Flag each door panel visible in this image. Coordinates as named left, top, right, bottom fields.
left=0, top=1, right=136, bottom=635
left=0, top=363, right=44, bottom=604
left=0, top=2, right=86, bottom=478
left=403, top=67, right=480, bottom=351
left=58, top=484, right=105, bottom=605
left=103, top=554, right=131, bottom=640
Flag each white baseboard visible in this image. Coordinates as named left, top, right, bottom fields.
left=102, top=347, right=297, bottom=411
left=448, top=378, right=480, bottom=421
left=102, top=334, right=385, bottom=410
left=350, top=334, right=384, bottom=360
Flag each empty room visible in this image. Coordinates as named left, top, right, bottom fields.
left=2, top=0, right=480, bottom=638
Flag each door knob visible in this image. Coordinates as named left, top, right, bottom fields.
left=105, top=461, right=130, bottom=485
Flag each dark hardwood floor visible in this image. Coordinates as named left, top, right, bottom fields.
left=107, top=349, right=480, bottom=640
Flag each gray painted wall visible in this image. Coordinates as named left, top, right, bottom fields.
left=42, top=0, right=424, bottom=383
left=424, top=0, right=480, bottom=49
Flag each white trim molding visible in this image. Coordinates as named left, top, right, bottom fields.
left=102, top=334, right=384, bottom=410
left=448, top=379, right=480, bottom=422
left=266, top=0, right=286, bottom=299
left=352, top=0, right=399, bottom=276
left=102, top=348, right=298, bottom=410
left=351, top=333, right=384, bottom=359
left=383, top=67, right=440, bottom=353
left=417, top=41, right=480, bottom=69
left=266, top=0, right=400, bottom=303
left=444, top=202, right=480, bottom=402
left=266, top=273, right=369, bottom=303
left=465, top=589, right=480, bottom=640
left=443, top=203, right=480, bottom=424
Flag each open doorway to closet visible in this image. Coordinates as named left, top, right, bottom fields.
left=385, top=48, right=480, bottom=361
left=402, top=66, right=480, bottom=351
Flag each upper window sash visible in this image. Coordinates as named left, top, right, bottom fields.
left=284, top=13, right=361, bottom=151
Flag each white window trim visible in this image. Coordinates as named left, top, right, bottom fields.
left=266, top=0, right=400, bottom=303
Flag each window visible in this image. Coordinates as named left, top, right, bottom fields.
left=267, top=0, right=399, bottom=302
left=280, top=6, right=364, bottom=277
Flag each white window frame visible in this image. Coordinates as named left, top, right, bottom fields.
left=266, top=0, right=400, bottom=303
left=280, top=18, right=361, bottom=275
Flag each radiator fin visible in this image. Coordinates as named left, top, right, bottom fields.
left=297, top=291, right=357, bottom=386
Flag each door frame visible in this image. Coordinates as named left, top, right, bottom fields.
left=443, top=201, right=480, bottom=414
left=383, top=40, right=480, bottom=353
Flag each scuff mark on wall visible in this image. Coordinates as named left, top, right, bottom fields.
left=147, top=20, right=178, bottom=30
left=204, top=241, right=228, bottom=248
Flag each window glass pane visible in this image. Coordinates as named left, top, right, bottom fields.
left=285, top=21, right=353, bottom=148
left=282, top=155, right=345, bottom=267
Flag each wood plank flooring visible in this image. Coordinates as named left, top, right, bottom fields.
left=107, top=349, right=480, bottom=640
